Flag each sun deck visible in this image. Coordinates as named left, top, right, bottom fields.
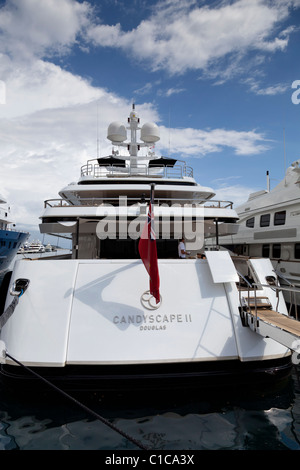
left=80, top=157, right=194, bottom=180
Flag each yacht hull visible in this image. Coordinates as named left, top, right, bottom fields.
left=0, top=357, right=292, bottom=392
left=0, top=230, right=28, bottom=275
left=0, top=256, right=292, bottom=391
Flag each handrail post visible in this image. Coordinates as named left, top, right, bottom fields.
left=254, top=285, right=258, bottom=330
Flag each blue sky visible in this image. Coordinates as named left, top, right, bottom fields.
left=0, top=0, right=300, bottom=239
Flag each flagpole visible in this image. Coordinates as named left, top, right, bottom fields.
left=138, top=182, right=160, bottom=304
left=150, top=183, right=155, bottom=205
left=150, top=183, right=155, bottom=241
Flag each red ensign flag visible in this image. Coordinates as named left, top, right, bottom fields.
left=138, top=192, right=160, bottom=304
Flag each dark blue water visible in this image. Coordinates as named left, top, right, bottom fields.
left=0, top=369, right=300, bottom=450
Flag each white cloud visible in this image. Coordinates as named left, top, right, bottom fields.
left=0, top=97, right=159, bottom=226
left=0, top=0, right=92, bottom=60
left=158, top=126, right=270, bottom=157
left=0, top=60, right=105, bottom=118
left=213, top=184, right=258, bottom=208
left=87, top=0, right=299, bottom=76
left=163, top=88, right=186, bottom=97
left=0, top=0, right=99, bottom=119
left=243, top=77, right=289, bottom=95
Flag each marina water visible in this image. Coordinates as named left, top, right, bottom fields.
left=1, top=262, right=300, bottom=451
left=0, top=333, right=300, bottom=449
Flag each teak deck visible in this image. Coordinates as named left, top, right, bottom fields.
left=254, top=309, right=300, bottom=337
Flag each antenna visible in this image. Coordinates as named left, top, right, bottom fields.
left=283, top=127, right=287, bottom=186
left=168, top=109, right=171, bottom=157
left=97, top=102, right=100, bottom=159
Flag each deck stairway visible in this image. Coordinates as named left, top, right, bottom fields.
left=239, top=284, right=300, bottom=364
left=244, top=295, right=272, bottom=309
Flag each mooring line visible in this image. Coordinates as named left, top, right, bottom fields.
left=5, top=352, right=149, bottom=451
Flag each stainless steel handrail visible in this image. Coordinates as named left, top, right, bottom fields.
left=44, top=197, right=234, bottom=209
left=252, top=282, right=300, bottom=324
left=274, top=269, right=298, bottom=318
left=80, top=159, right=194, bottom=179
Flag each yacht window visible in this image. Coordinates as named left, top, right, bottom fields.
left=260, top=214, right=270, bottom=227
left=274, top=211, right=286, bottom=225
left=295, top=243, right=300, bottom=259
left=98, top=238, right=178, bottom=259
left=246, top=217, right=255, bottom=228
left=262, top=244, right=270, bottom=258
left=272, top=244, right=281, bottom=258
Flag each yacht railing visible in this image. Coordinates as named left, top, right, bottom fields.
left=80, top=159, right=193, bottom=179
left=0, top=226, right=28, bottom=233
left=44, top=197, right=234, bottom=209
left=274, top=270, right=298, bottom=318
left=237, top=271, right=300, bottom=327
left=251, top=282, right=300, bottom=325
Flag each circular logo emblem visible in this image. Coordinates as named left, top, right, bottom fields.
left=140, top=290, right=162, bottom=310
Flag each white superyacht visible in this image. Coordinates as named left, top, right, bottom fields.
left=219, top=161, right=300, bottom=308
left=0, top=106, right=292, bottom=391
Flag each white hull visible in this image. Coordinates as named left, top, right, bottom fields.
left=0, top=256, right=289, bottom=374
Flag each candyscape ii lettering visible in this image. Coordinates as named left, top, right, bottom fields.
left=113, top=313, right=192, bottom=326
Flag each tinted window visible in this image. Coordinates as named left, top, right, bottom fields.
left=274, top=211, right=286, bottom=225
left=295, top=244, right=300, bottom=259
left=260, top=214, right=270, bottom=227
left=272, top=244, right=281, bottom=258
left=246, top=217, right=255, bottom=228
left=262, top=244, right=270, bottom=257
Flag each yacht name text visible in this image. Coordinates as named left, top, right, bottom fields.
left=113, top=313, right=192, bottom=330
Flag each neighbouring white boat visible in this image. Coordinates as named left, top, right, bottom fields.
left=0, top=106, right=293, bottom=392
left=218, top=161, right=300, bottom=308
left=0, top=193, right=29, bottom=275
left=20, top=240, right=45, bottom=254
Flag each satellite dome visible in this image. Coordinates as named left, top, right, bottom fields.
left=107, top=122, right=127, bottom=143
left=140, top=122, right=160, bottom=143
